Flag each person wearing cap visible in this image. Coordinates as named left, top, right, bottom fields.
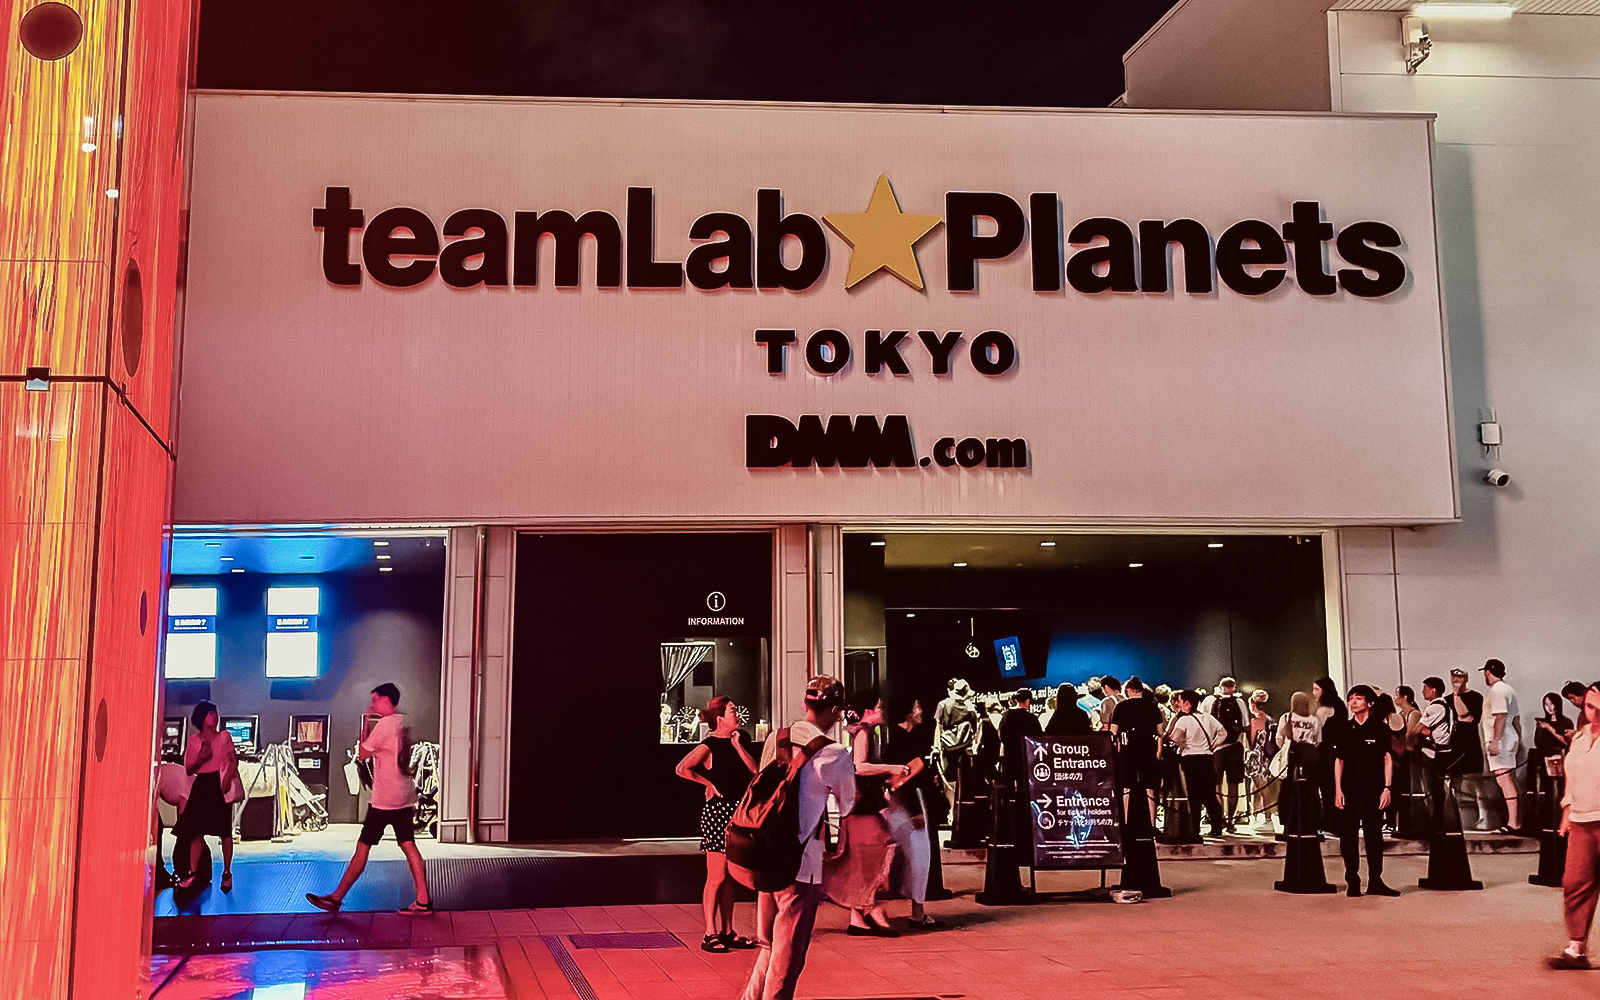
left=1333, top=684, right=1400, bottom=897
left=740, top=676, right=856, bottom=1000
left=1480, top=659, right=1525, bottom=833
left=1449, top=668, right=1490, bottom=827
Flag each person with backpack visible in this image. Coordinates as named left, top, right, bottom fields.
left=1417, top=676, right=1458, bottom=835
left=307, top=683, right=432, bottom=915
left=734, top=676, right=855, bottom=1000
left=1209, top=677, right=1250, bottom=831
left=1169, top=690, right=1227, bottom=838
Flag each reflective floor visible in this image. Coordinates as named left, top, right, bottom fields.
left=150, top=947, right=507, bottom=999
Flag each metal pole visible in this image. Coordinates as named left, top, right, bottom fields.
left=465, top=526, right=486, bottom=844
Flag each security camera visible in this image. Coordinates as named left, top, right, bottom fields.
left=1484, top=469, right=1511, bottom=487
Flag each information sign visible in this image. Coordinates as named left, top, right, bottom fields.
left=1023, top=735, right=1124, bottom=870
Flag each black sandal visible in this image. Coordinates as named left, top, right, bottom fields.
left=701, top=934, right=731, bottom=953
left=720, top=933, right=758, bottom=950
left=306, top=893, right=342, bottom=912
left=399, top=901, right=434, bottom=915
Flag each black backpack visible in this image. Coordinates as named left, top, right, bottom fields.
left=725, top=728, right=833, bottom=892
left=1422, top=697, right=1461, bottom=770
left=1213, top=695, right=1246, bottom=741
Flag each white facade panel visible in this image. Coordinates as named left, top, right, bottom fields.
left=176, top=93, right=1454, bottom=526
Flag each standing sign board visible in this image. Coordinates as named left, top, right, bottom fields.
left=1024, top=735, right=1124, bottom=870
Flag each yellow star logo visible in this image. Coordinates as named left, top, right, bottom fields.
left=823, top=175, right=942, bottom=290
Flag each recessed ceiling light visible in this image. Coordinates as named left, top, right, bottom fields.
left=230, top=568, right=245, bottom=573
left=376, top=554, right=391, bottom=561
left=219, top=556, right=234, bottom=562
left=870, top=540, right=886, bottom=547
left=379, top=566, right=393, bottom=573
left=1208, top=542, right=1224, bottom=549
left=1128, top=562, right=1144, bottom=568
left=300, top=555, right=314, bottom=560
left=1039, top=541, right=1056, bottom=547
left=204, top=542, right=221, bottom=548
left=906, top=612, right=916, bottom=618
left=373, top=540, right=390, bottom=547
left=953, top=561, right=968, bottom=568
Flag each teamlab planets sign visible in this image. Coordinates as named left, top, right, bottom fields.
left=1024, top=735, right=1124, bottom=870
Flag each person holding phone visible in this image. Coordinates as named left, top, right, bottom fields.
left=675, top=696, right=758, bottom=953
left=174, top=701, right=240, bottom=892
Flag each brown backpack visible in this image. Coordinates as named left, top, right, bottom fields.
left=724, top=728, right=833, bottom=892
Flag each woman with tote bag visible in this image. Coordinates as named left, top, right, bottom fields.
left=174, top=701, right=243, bottom=891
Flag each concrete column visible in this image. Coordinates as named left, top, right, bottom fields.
left=437, top=526, right=515, bottom=844
left=811, top=523, right=845, bottom=682
left=773, top=525, right=812, bottom=728
left=1337, top=527, right=1405, bottom=692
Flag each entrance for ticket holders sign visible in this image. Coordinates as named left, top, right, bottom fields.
left=1024, top=735, right=1124, bottom=870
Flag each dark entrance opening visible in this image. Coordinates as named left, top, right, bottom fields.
left=509, top=532, right=772, bottom=841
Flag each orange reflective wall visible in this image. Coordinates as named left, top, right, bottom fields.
left=1, top=0, right=192, bottom=996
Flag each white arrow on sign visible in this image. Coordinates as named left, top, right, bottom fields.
left=1036, top=795, right=1052, bottom=809
left=1032, top=743, right=1048, bottom=761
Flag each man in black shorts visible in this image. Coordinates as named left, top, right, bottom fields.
left=308, top=683, right=433, bottom=914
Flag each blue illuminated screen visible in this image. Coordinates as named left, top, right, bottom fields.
left=994, top=636, right=1025, bottom=678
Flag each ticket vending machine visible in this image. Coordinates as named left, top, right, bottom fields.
left=289, top=714, right=331, bottom=789
left=221, top=715, right=260, bottom=760
left=161, top=717, right=186, bottom=764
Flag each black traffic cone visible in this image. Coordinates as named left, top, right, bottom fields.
left=1530, top=766, right=1567, bottom=887
left=975, top=778, right=1029, bottom=905
left=1275, top=758, right=1336, bottom=894
left=1419, top=774, right=1483, bottom=891
left=1117, top=786, right=1171, bottom=898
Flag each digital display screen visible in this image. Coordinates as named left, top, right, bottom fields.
left=223, top=716, right=257, bottom=749
left=994, top=636, right=1025, bottom=678
left=266, top=587, right=320, bottom=677
left=165, top=587, right=219, bottom=679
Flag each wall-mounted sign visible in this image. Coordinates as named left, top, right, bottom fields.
left=180, top=95, right=1455, bottom=527
left=164, top=587, right=218, bottom=679
left=265, top=586, right=320, bottom=678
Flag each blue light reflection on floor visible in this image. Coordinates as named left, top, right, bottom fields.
left=150, top=948, right=506, bottom=1000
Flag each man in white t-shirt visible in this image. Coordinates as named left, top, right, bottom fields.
left=307, top=683, right=433, bottom=914
left=1480, top=659, right=1524, bottom=833
left=1169, top=690, right=1228, bottom=837
left=741, top=676, right=856, bottom=1000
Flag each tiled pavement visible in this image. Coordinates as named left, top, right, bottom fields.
left=153, top=853, right=1598, bottom=1000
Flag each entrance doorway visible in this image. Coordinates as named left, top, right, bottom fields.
left=508, top=532, right=772, bottom=841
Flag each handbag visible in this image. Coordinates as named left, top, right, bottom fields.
left=1268, top=740, right=1291, bottom=781
left=223, top=768, right=246, bottom=804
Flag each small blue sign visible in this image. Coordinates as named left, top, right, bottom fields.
left=169, top=615, right=215, bottom=634
left=269, top=615, right=318, bottom=633
left=994, top=635, right=1025, bottom=678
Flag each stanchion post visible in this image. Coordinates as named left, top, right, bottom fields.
left=1274, top=754, right=1336, bottom=894
left=975, top=776, right=1029, bottom=906
left=1529, top=759, right=1567, bottom=888
left=1418, top=773, right=1484, bottom=891
left=1116, top=784, right=1171, bottom=899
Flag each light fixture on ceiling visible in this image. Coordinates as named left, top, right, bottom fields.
left=219, top=556, right=234, bottom=562
left=953, top=561, right=968, bottom=568
left=1129, top=562, right=1144, bottom=568
left=906, top=612, right=916, bottom=618
left=230, top=568, right=245, bottom=574
left=300, top=555, right=314, bottom=560
left=1208, top=542, right=1224, bottom=549
left=205, top=542, right=221, bottom=548
left=373, top=540, right=390, bottom=547
left=870, top=540, right=886, bottom=547
left=376, top=554, right=391, bottom=561
left=379, top=566, right=393, bottom=573
left=1412, top=2, right=1514, bottom=18
left=1040, top=540, right=1056, bottom=547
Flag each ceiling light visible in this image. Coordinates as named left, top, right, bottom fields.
left=219, top=556, right=234, bottom=562
left=1039, top=541, right=1056, bottom=547
left=379, top=566, right=393, bottom=573
left=870, top=540, right=886, bottom=547
left=1412, top=2, right=1514, bottom=18
left=1128, top=562, right=1144, bottom=568
left=373, top=540, right=389, bottom=547
left=230, top=568, right=245, bottom=574
left=376, top=554, right=391, bottom=561
left=906, top=613, right=916, bottom=618
left=204, top=542, right=221, bottom=548
left=1208, top=542, right=1224, bottom=549
left=953, top=561, right=968, bottom=568
left=300, top=555, right=314, bottom=560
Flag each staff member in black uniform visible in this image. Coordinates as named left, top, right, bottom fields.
left=1333, top=684, right=1400, bottom=897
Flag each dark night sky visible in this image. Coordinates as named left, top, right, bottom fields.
left=195, top=1, right=1178, bottom=108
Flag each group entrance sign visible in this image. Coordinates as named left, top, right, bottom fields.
left=1024, top=735, right=1124, bottom=870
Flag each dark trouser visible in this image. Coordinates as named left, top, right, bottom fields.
left=1340, top=798, right=1385, bottom=884
left=741, top=881, right=824, bottom=1000
left=1180, top=754, right=1224, bottom=833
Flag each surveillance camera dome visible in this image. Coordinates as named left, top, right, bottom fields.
left=1484, top=469, right=1511, bottom=487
